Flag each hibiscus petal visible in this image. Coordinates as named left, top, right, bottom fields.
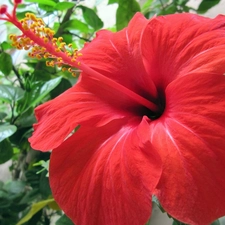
left=29, top=76, right=146, bottom=151
left=80, top=13, right=157, bottom=101
left=50, top=117, right=162, bottom=225
left=141, top=13, right=225, bottom=89
left=150, top=73, right=225, bottom=224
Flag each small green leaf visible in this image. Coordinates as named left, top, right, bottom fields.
left=0, top=52, right=13, bottom=76
left=18, top=77, right=62, bottom=113
left=24, top=0, right=56, bottom=7
left=108, top=0, right=118, bottom=4
left=50, top=78, right=72, bottom=98
left=78, top=6, right=104, bottom=30
left=62, top=19, right=89, bottom=33
left=0, top=112, right=7, bottom=120
left=141, top=0, right=153, bottom=14
left=55, top=2, right=75, bottom=11
left=116, top=0, right=140, bottom=30
left=17, top=111, right=36, bottom=127
left=0, top=125, right=17, bottom=142
left=197, top=0, right=220, bottom=13
left=211, top=220, right=220, bottom=225
left=1, top=42, right=12, bottom=51
left=4, top=181, right=26, bottom=194
left=16, top=11, right=34, bottom=20
left=0, top=85, right=24, bottom=102
left=39, top=171, right=51, bottom=198
left=31, top=76, right=62, bottom=106
left=56, top=214, right=74, bottom=225
left=16, top=198, right=55, bottom=225
left=0, top=139, right=13, bottom=164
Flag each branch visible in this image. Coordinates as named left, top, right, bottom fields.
left=12, top=65, right=25, bottom=89
left=55, top=7, right=75, bottom=37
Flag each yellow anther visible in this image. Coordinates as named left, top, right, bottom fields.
left=30, top=13, right=38, bottom=22
left=36, top=54, right=42, bottom=60
left=62, top=67, right=67, bottom=72
left=23, top=24, right=29, bottom=30
left=77, top=62, right=81, bottom=66
left=25, top=12, right=30, bottom=18
left=44, top=37, right=49, bottom=43
left=68, top=43, right=72, bottom=48
left=72, top=72, right=76, bottom=77
left=37, top=18, right=44, bottom=25
left=49, top=61, right=55, bottom=67
left=52, top=38, right=57, bottom=43
left=44, top=53, right=50, bottom=58
left=59, top=42, right=66, bottom=48
left=58, top=37, right=63, bottom=42
left=68, top=68, right=72, bottom=72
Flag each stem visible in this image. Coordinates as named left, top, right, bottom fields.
left=55, top=7, right=75, bottom=37
left=13, top=65, right=25, bottom=89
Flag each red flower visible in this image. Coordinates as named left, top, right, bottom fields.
left=28, top=13, right=225, bottom=225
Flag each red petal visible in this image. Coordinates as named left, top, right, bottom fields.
left=80, top=13, right=157, bottom=101
left=50, top=117, right=162, bottom=225
left=29, top=76, right=147, bottom=151
left=150, top=73, right=225, bottom=224
left=142, top=13, right=225, bottom=89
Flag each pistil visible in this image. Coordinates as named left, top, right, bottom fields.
left=0, top=1, right=159, bottom=113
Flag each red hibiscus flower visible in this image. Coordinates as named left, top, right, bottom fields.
left=2, top=4, right=225, bottom=224
left=29, top=13, right=225, bottom=225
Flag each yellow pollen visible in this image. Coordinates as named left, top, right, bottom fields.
left=8, top=12, right=83, bottom=78
left=58, top=37, right=63, bottom=42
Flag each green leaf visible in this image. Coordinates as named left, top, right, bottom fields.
left=16, top=198, right=55, bottom=225
left=16, top=11, right=34, bottom=20
left=31, top=76, right=62, bottom=106
left=39, top=171, right=51, bottom=198
left=141, top=0, right=153, bottom=14
left=197, top=0, right=220, bottom=13
left=56, top=214, right=74, bottom=225
left=211, top=220, right=220, bottom=225
left=17, top=111, right=36, bottom=128
left=4, top=181, right=26, bottom=194
left=0, top=52, right=13, bottom=76
left=78, top=6, right=104, bottom=30
left=116, top=0, right=140, bottom=30
left=24, top=0, right=56, bottom=7
left=0, top=139, right=13, bottom=164
left=0, top=125, right=17, bottom=142
left=50, top=78, right=72, bottom=98
left=0, top=85, right=24, bottom=103
left=0, top=112, right=7, bottom=120
left=62, top=19, right=89, bottom=33
left=18, top=77, right=62, bottom=113
left=1, top=42, right=12, bottom=51
left=108, top=0, right=118, bottom=4
left=55, top=2, right=75, bottom=11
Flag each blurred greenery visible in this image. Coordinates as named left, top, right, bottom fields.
left=0, top=0, right=222, bottom=224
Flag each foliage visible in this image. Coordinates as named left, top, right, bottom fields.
left=0, top=0, right=222, bottom=224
